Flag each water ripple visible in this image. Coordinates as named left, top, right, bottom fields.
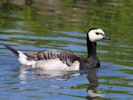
left=0, top=29, right=34, bottom=34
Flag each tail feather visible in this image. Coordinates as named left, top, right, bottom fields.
left=3, top=45, right=19, bottom=56
left=2, top=44, right=36, bottom=67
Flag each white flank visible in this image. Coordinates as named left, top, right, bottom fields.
left=17, top=51, right=36, bottom=67
left=34, top=58, right=80, bottom=71
left=17, top=51, right=79, bottom=71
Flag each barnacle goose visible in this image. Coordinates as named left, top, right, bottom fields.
left=3, top=28, right=110, bottom=70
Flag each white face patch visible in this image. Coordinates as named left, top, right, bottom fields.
left=88, top=28, right=105, bottom=42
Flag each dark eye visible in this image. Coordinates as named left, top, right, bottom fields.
left=96, top=32, right=100, bottom=35
left=96, top=32, right=102, bottom=35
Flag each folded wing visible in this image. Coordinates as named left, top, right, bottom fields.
left=26, top=49, right=83, bottom=66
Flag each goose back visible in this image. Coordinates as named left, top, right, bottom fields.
left=26, top=49, right=84, bottom=66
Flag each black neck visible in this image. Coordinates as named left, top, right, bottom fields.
left=86, top=34, right=97, bottom=58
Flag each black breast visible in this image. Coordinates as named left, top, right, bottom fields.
left=80, top=56, right=100, bottom=69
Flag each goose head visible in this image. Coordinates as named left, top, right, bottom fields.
left=88, top=28, right=110, bottom=43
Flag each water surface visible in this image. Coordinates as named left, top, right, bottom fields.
left=0, top=0, right=133, bottom=100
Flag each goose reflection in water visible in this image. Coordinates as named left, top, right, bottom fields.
left=86, top=68, right=105, bottom=100
left=19, top=66, right=104, bottom=99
